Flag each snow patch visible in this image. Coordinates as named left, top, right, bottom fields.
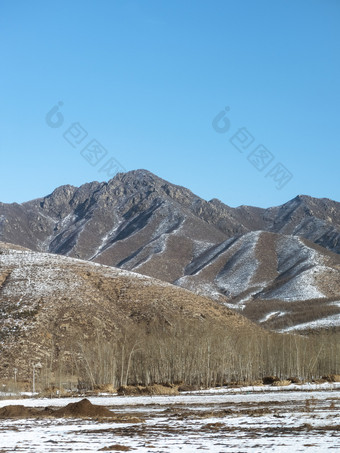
left=89, top=222, right=123, bottom=260
left=328, top=301, right=340, bottom=307
left=259, top=311, right=286, bottom=323
left=279, top=314, right=340, bottom=332
left=175, top=277, right=223, bottom=301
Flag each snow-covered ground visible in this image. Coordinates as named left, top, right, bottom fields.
left=279, top=314, right=340, bottom=332
left=261, top=237, right=326, bottom=301
left=0, top=385, right=339, bottom=452
left=0, top=247, right=182, bottom=296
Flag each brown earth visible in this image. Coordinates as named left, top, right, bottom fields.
left=0, top=405, right=47, bottom=418
left=53, top=398, right=114, bottom=418
left=99, top=446, right=132, bottom=451
left=0, top=398, right=143, bottom=422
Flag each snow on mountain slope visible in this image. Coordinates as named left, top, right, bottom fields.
left=215, top=232, right=261, bottom=296
left=176, top=232, right=340, bottom=332
left=258, top=236, right=325, bottom=301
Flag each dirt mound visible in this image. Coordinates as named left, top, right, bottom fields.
left=288, top=377, right=302, bottom=384
left=0, top=405, right=47, bottom=419
left=262, top=376, right=280, bottom=385
left=53, top=398, right=114, bottom=418
left=99, top=446, right=132, bottom=451
left=0, top=399, right=143, bottom=421
left=0, top=400, right=144, bottom=422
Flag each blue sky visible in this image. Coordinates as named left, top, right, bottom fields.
left=0, top=0, right=339, bottom=208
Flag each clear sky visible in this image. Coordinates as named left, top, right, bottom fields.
left=0, top=0, right=339, bottom=208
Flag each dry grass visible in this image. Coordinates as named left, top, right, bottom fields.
left=322, top=374, right=340, bottom=382
left=272, top=380, right=291, bottom=387
left=117, top=384, right=179, bottom=396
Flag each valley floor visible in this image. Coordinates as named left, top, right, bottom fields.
left=0, top=385, right=339, bottom=452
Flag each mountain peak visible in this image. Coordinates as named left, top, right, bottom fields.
left=112, top=169, right=159, bottom=185
left=291, top=194, right=316, bottom=204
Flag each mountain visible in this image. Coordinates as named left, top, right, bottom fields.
left=1, top=170, right=340, bottom=259
left=0, top=169, right=340, bottom=332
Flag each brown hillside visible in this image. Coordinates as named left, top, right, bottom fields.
left=0, top=242, right=259, bottom=382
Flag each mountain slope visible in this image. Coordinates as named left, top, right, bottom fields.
left=0, top=242, right=256, bottom=381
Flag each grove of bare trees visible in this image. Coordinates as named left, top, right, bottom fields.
left=35, top=320, right=340, bottom=391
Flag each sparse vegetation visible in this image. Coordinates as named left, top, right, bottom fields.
left=8, top=319, right=338, bottom=394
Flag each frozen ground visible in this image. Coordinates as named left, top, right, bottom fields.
left=0, top=385, right=339, bottom=452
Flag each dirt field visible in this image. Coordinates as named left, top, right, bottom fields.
left=0, top=385, right=339, bottom=452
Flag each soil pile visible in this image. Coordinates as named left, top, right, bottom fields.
left=0, top=405, right=51, bottom=418
left=0, top=399, right=145, bottom=422
left=53, top=398, right=114, bottom=418
left=262, top=376, right=280, bottom=385
left=99, top=446, right=131, bottom=451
